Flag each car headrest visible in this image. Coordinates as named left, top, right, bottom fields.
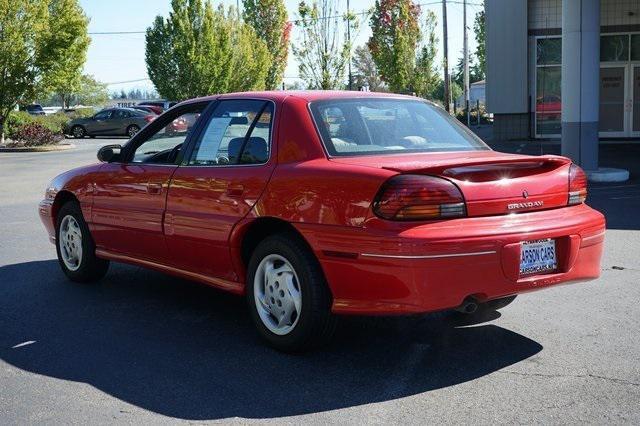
left=228, top=137, right=268, bottom=164
left=229, top=116, right=249, bottom=126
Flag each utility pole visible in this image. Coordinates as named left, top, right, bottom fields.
left=442, top=0, right=450, bottom=113
left=463, top=0, right=470, bottom=126
left=347, top=0, right=353, bottom=90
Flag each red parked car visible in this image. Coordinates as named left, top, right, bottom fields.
left=39, top=91, right=605, bottom=351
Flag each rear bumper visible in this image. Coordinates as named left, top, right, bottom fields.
left=296, top=204, right=605, bottom=315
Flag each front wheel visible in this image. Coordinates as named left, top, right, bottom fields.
left=246, top=233, right=337, bottom=352
left=56, top=201, right=109, bottom=283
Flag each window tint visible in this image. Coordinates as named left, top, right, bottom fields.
left=189, top=100, right=272, bottom=166
left=113, top=110, right=130, bottom=119
left=310, top=99, right=487, bottom=156
left=94, top=110, right=111, bottom=120
left=131, top=105, right=205, bottom=164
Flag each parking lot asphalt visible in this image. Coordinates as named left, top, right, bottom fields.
left=0, top=138, right=639, bottom=424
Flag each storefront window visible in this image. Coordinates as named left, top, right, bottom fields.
left=631, top=34, right=640, bottom=61
left=536, top=38, right=561, bottom=65
left=601, top=35, right=629, bottom=62
left=536, top=67, right=561, bottom=135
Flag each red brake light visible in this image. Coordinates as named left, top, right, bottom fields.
left=373, top=175, right=466, bottom=220
left=568, top=164, right=587, bottom=205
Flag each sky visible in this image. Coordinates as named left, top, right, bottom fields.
left=80, top=0, right=482, bottom=95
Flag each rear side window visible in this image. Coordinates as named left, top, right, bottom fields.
left=188, top=100, right=272, bottom=166
left=310, top=99, right=488, bottom=156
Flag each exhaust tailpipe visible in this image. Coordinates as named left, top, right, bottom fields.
left=455, top=298, right=478, bottom=314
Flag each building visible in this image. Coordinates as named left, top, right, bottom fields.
left=486, top=0, right=640, bottom=142
left=456, top=80, right=486, bottom=107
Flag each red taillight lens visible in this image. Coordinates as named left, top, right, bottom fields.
left=373, top=175, right=466, bottom=220
left=568, top=164, right=587, bottom=205
left=144, top=115, right=156, bottom=123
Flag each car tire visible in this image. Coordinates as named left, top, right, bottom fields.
left=246, top=232, right=337, bottom=352
left=55, top=201, right=109, bottom=283
left=71, top=125, right=86, bottom=139
left=127, top=125, right=140, bottom=138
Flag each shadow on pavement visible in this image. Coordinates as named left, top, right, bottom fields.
left=0, top=260, right=542, bottom=420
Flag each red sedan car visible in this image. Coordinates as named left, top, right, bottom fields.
left=39, top=91, right=605, bottom=351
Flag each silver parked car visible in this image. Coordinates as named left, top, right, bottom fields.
left=65, top=108, right=155, bottom=139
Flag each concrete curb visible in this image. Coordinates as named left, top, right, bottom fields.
left=0, top=144, right=75, bottom=153
left=587, top=167, right=630, bottom=183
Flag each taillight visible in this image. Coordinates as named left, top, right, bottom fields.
left=568, top=164, right=587, bottom=205
left=373, top=175, right=466, bottom=220
left=144, top=115, right=156, bottom=123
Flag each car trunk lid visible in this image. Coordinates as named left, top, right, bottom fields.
left=330, top=151, right=572, bottom=217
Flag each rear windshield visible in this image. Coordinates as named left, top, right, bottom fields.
left=309, top=98, right=488, bottom=156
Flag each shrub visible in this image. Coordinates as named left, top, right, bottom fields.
left=5, top=111, right=34, bottom=138
left=9, top=122, right=64, bottom=147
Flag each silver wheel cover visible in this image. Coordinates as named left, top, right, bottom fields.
left=59, top=215, right=83, bottom=271
left=254, top=254, right=302, bottom=336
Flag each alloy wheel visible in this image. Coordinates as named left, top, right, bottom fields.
left=253, top=254, right=302, bottom=336
left=59, top=215, right=83, bottom=271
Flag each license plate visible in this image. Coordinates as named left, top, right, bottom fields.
left=520, top=239, right=557, bottom=275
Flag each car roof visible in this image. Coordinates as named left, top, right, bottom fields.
left=180, top=90, right=420, bottom=107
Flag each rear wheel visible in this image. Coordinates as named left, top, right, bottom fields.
left=56, top=201, right=109, bottom=283
left=246, top=233, right=337, bottom=352
left=71, top=125, right=86, bottom=139
left=127, top=125, right=140, bottom=138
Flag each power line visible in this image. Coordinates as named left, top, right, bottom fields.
left=88, top=0, right=483, bottom=34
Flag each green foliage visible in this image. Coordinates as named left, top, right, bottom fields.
left=0, top=0, right=90, bottom=143
left=453, top=51, right=484, bottom=87
left=412, top=10, right=440, bottom=99
left=40, top=0, right=90, bottom=108
left=145, top=0, right=270, bottom=100
left=352, top=45, right=386, bottom=91
left=5, top=110, right=90, bottom=139
left=368, top=0, right=422, bottom=93
left=473, top=9, right=486, bottom=80
left=292, top=1, right=354, bottom=90
left=243, top=0, right=291, bottom=89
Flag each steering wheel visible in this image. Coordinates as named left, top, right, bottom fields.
left=167, top=143, right=183, bottom=163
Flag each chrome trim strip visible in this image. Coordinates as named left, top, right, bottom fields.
left=360, top=250, right=497, bottom=259
left=582, top=231, right=606, bottom=242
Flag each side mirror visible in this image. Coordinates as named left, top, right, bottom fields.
left=97, top=144, right=122, bottom=162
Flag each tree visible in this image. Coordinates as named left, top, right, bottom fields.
left=452, top=51, right=483, bottom=87
left=41, top=0, right=90, bottom=109
left=412, top=10, right=440, bottom=99
left=145, top=0, right=270, bottom=100
left=243, top=0, right=291, bottom=89
left=352, top=45, right=385, bottom=91
left=292, top=1, right=354, bottom=90
left=74, top=74, right=109, bottom=106
left=0, top=0, right=87, bottom=143
left=473, top=9, right=485, bottom=80
left=368, top=0, right=421, bottom=93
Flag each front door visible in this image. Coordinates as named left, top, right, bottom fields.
left=165, top=99, right=277, bottom=281
left=90, top=102, right=210, bottom=262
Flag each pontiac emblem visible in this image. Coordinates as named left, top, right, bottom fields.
left=522, top=190, right=529, bottom=198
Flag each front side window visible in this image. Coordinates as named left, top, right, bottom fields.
left=189, top=100, right=273, bottom=166
left=94, top=110, right=111, bottom=120
left=130, top=105, right=206, bottom=164
left=310, top=99, right=487, bottom=156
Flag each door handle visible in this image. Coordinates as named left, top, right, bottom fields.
left=227, top=184, right=244, bottom=197
left=147, top=182, right=163, bottom=195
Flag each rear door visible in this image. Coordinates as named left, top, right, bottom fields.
left=165, top=99, right=278, bottom=281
